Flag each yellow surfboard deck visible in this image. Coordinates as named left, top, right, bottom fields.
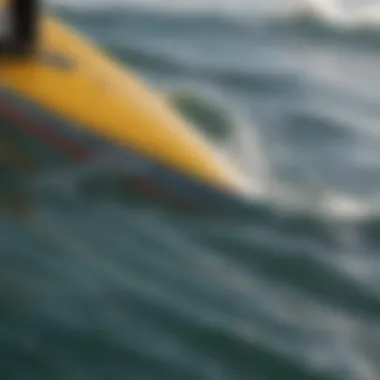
left=2, top=15, right=253, bottom=197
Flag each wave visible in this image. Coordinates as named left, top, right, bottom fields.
left=165, top=85, right=271, bottom=187
left=46, top=0, right=269, bottom=18
left=100, top=41, right=300, bottom=97
left=49, top=0, right=380, bottom=31
left=302, top=0, right=380, bottom=28
left=52, top=3, right=380, bottom=59
left=2, top=171, right=380, bottom=380
left=266, top=0, right=380, bottom=35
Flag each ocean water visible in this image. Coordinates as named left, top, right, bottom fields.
left=2, top=0, right=380, bottom=379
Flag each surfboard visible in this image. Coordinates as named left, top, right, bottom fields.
left=1, top=15, right=254, bottom=206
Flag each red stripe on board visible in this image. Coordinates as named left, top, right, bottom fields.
left=0, top=96, right=204, bottom=211
left=0, top=100, right=92, bottom=160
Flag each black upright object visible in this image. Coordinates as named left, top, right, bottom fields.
left=15, top=0, right=40, bottom=50
left=0, top=0, right=40, bottom=56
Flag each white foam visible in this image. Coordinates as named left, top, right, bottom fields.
left=303, top=0, right=380, bottom=28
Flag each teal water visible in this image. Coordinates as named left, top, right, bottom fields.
left=2, top=1, right=380, bottom=379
